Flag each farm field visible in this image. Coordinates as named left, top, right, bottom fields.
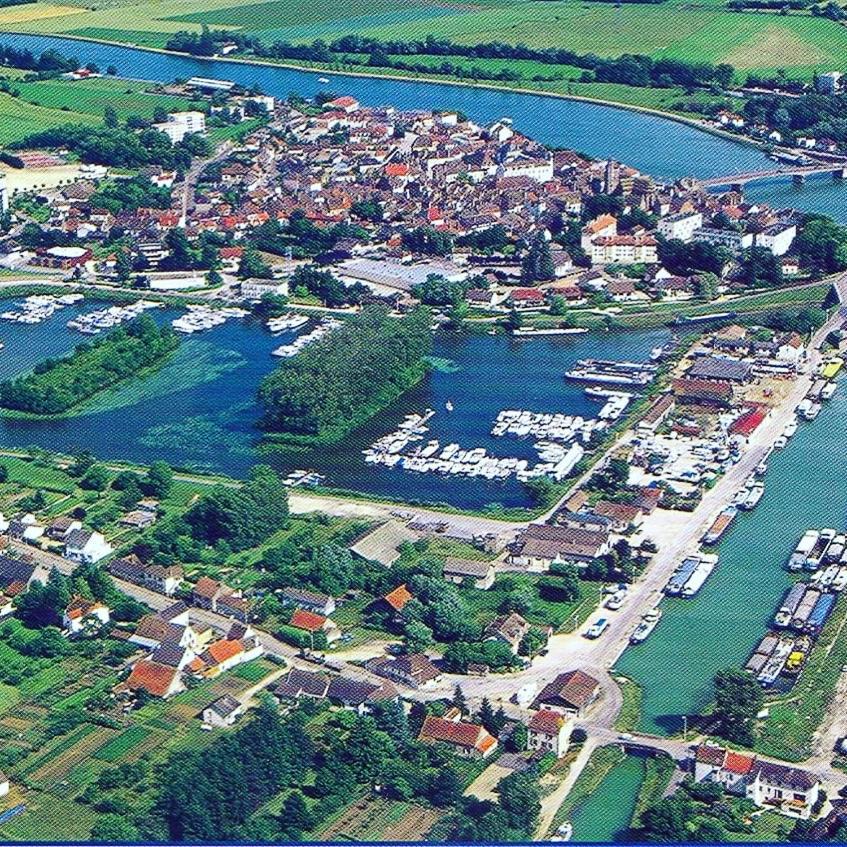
left=3, top=0, right=847, bottom=80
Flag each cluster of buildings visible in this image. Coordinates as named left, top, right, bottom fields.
left=0, top=88, right=809, bottom=307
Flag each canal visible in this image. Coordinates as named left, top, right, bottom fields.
left=569, top=753, right=647, bottom=842
left=3, top=33, right=847, bottom=221
left=617, top=377, right=847, bottom=737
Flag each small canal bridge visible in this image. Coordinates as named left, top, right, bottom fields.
left=696, top=163, right=847, bottom=190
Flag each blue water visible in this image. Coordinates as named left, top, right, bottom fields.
left=0, top=300, right=668, bottom=508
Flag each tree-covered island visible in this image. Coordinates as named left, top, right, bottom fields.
left=0, top=315, right=179, bottom=416
left=258, top=305, right=433, bottom=445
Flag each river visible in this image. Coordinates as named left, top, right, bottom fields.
left=4, top=33, right=847, bottom=221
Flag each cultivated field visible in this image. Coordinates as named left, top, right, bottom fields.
left=4, top=0, right=847, bottom=79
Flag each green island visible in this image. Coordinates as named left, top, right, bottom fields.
left=258, top=305, right=433, bottom=446
left=0, top=315, right=179, bottom=416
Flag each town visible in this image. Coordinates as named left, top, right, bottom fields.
left=1, top=43, right=847, bottom=845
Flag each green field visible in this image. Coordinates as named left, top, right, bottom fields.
left=5, top=0, right=847, bottom=82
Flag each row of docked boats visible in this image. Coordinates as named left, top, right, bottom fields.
left=1, top=293, right=84, bottom=324
left=788, top=528, right=847, bottom=572
left=665, top=553, right=719, bottom=598
left=272, top=317, right=340, bottom=357
left=66, top=300, right=162, bottom=334
left=171, top=305, right=248, bottom=334
left=282, top=469, right=325, bottom=488
left=564, top=358, right=659, bottom=388
left=774, top=583, right=839, bottom=632
left=733, top=478, right=764, bottom=511
left=746, top=631, right=813, bottom=687
left=491, top=410, right=598, bottom=444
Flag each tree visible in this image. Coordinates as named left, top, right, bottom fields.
left=794, top=215, right=847, bottom=275
left=404, top=619, right=434, bottom=653
left=91, top=814, right=139, bottom=841
left=452, top=684, right=468, bottom=718
left=711, top=667, right=763, bottom=745
left=80, top=463, right=110, bottom=491
left=507, top=722, right=528, bottom=752
left=103, top=105, right=118, bottom=129
left=738, top=246, right=783, bottom=288
left=498, top=770, right=541, bottom=836
left=476, top=697, right=497, bottom=735
left=143, top=461, right=173, bottom=498
left=114, top=249, right=133, bottom=283
left=0, top=463, right=8, bottom=483
left=238, top=245, right=272, bottom=279
left=521, top=234, right=555, bottom=283
left=428, top=766, right=463, bottom=807
left=639, top=795, right=693, bottom=842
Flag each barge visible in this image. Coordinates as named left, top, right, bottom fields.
left=702, top=507, right=737, bottom=545
left=564, top=359, right=658, bottom=388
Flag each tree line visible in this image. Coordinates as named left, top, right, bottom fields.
left=164, top=30, right=735, bottom=91
left=258, top=305, right=433, bottom=443
left=0, top=315, right=178, bottom=415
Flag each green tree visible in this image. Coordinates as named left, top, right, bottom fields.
left=143, top=461, right=173, bottom=498
left=521, top=234, right=555, bottom=283
left=711, top=667, right=763, bottom=746
left=91, top=814, right=139, bottom=841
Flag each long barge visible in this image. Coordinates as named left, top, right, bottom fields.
left=702, top=506, right=737, bottom=545
left=564, top=359, right=659, bottom=388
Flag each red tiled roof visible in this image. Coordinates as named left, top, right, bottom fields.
left=125, top=660, right=180, bottom=697
left=528, top=709, right=565, bottom=735
left=206, top=639, right=244, bottom=664
left=419, top=715, right=496, bottom=753
left=290, top=609, right=327, bottom=633
left=383, top=584, right=413, bottom=612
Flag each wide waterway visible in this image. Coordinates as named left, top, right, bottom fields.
left=4, top=33, right=847, bottom=221
left=0, top=300, right=668, bottom=510
left=617, top=376, right=847, bottom=737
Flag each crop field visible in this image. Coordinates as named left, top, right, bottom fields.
left=318, top=797, right=443, bottom=842
left=5, top=0, right=847, bottom=80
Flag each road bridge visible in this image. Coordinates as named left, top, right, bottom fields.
left=697, top=163, right=847, bottom=190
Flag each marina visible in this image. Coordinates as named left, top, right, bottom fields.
left=0, top=293, right=84, bottom=325
left=66, top=300, right=162, bottom=334
left=271, top=317, right=341, bottom=357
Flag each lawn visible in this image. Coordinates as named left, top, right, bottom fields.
left=0, top=90, right=99, bottom=146
left=7, top=0, right=847, bottom=81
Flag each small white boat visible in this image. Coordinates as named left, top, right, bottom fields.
left=318, top=76, right=330, bottom=83
left=445, top=400, right=454, bottom=412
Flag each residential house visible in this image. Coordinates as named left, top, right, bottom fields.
left=442, top=557, right=496, bottom=589
left=531, top=669, right=601, bottom=717
left=349, top=520, right=420, bottom=567
left=123, top=659, right=185, bottom=699
left=692, top=744, right=821, bottom=819
left=62, top=595, right=110, bottom=635
left=64, top=528, right=112, bottom=564
left=527, top=709, right=573, bottom=758
left=274, top=667, right=331, bottom=703
left=418, top=714, right=498, bottom=759
left=365, top=653, right=442, bottom=689
left=288, top=608, right=341, bottom=643
left=326, top=676, right=398, bottom=714
left=280, top=586, right=336, bottom=616
left=202, top=694, right=243, bottom=727
left=509, top=523, right=610, bottom=571
left=483, top=612, right=530, bottom=654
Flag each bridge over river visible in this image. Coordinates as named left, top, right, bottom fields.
left=697, top=163, right=847, bottom=189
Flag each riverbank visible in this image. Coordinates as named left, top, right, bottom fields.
left=0, top=29, right=766, bottom=150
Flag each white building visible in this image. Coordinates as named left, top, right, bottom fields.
left=658, top=211, right=703, bottom=243
left=816, top=71, right=842, bottom=94
left=64, top=528, right=113, bottom=564
left=241, top=278, right=290, bottom=300
left=691, top=227, right=754, bottom=255
left=590, top=235, right=658, bottom=265
left=755, top=222, right=797, bottom=256
left=0, top=772, right=9, bottom=797
left=63, top=596, right=110, bottom=635
left=153, top=111, right=207, bottom=144
left=527, top=709, right=573, bottom=758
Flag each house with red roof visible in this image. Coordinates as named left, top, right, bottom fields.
left=288, top=608, right=341, bottom=643
left=418, top=714, right=498, bottom=759
left=122, top=659, right=185, bottom=699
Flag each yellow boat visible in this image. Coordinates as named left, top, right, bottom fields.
left=821, top=358, right=843, bottom=380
